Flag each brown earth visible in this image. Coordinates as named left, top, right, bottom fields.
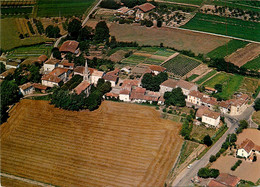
left=40, top=17, right=67, bottom=35
left=1, top=176, right=40, bottom=187
left=236, top=128, right=260, bottom=146
left=225, top=43, right=260, bottom=67
left=109, top=23, right=230, bottom=54
left=1, top=100, right=183, bottom=187
left=109, top=50, right=128, bottom=62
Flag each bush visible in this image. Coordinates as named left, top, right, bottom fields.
left=168, top=110, right=173, bottom=114
left=198, top=168, right=219, bottom=178
left=27, top=21, right=35, bottom=35
left=231, top=160, right=242, bottom=171
left=254, top=98, right=260, bottom=111
left=163, top=108, right=167, bottom=112
left=209, top=155, right=216, bottom=162
left=203, top=135, right=213, bottom=146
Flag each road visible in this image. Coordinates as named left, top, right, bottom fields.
left=81, top=0, right=103, bottom=27
left=172, top=94, right=260, bottom=186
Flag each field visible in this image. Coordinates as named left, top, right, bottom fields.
left=252, top=111, right=260, bottom=126
left=187, top=74, right=199, bottom=81
left=109, top=23, right=230, bottom=55
left=190, top=125, right=216, bottom=142
left=195, top=70, right=217, bottom=85
left=203, top=73, right=243, bottom=99
left=242, top=56, right=260, bottom=71
left=37, top=0, right=96, bottom=17
left=6, top=44, right=52, bottom=59
left=1, top=7, right=33, bottom=17
left=158, top=0, right=203, bottom=6
left=182, top=13, right=260, bottom=42
left=225, top=43, right=260, bottom=67
left=178, top=141, right=200, bottom=166
left=238, top=77, right=260, bottom=97
left=1, top=18, right=51, bottom=50
left=1, top=100, right=183, bottom=187
left=206, top=40, right=248, bottom=59
left=121, top=47, right=175, bottom=66
left=163, top=54, right=200, bottom=76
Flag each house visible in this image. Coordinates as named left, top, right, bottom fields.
left=91, top=70, right=104, bottom=85
left=6, top=61, right=20, bottom=69
left=134, top=3, right=156, bottom=20
left=33, top=83, right=48, bottom=93
left=219, top=100, right=231, bottom=114
left=186, top=90, right=204, bottom=107
left=119, top=89, right=131, bottom=102
left=0, top=68, right=15, bottom=79
left=41, top=68, right=69, bottom=87
left=105, top=92, right=119, bottom=99
left=237, top=139, right=260, bottom=158
left=117, top=7, right=134, bottom=15
left=130, top=87, right=160, bottom=104
left=74, top=81, right=91, bottom=96
left=43, top=58, right=59, bottom=73
left=148, top=65, right=166, bottom=75
left=196, top=106, right=220, bottom=127
left=103, top=69, right=119, bottom=87
left=37, top=55, right=48, bottom=63
left=176, top=80, right=197, bottom=96
left=158, top=96, right=165, bottom=105
left=159, top=79, right=178, bottom=95
left=121, top=66, right=131, bottom=74
left=59, top=40, right=79, bottom=54
left=229, top=94, right=249, bottom=116
left=205, top=86, right=217, bottom=94
left=201, top=96, right=218, bottom=110
left=49, top=68, right=69, bottom=82
left=58, top=60, right=74, bottom=70
left=19, top=82, right=35, bottom=96
left=208, top=173, right=240, bottom=187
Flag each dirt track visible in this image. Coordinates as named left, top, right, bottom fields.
left=1, top=100, right=183, bottom=187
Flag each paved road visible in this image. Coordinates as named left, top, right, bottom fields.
left=81, top=0, right=103, bottom=27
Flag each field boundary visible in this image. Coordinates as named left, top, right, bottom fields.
left=160, top=52, right=179, bottom=66
left=0, top=172, right=55, bottom=187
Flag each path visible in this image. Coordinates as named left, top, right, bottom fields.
left=0, top=172, right=55, bottom=187
left=160, top=52, right=179, bottom=66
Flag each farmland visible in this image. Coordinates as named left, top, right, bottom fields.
left=206, top=40, right=248, bottom=59
left=195, top=70, right=217, bottom=85
left=238, top=77, right=260, bottom=97
left=1, top=18, right=51, bottom=50
left=109, top=23, right=230, bottom=54
left=203, top=73, right=243, bottom=99
left=182, top=13, right=260, bottom=42
left=242, top=56, right=260, bottom=71
left=37, top=0, right=96, bottom=17
left=158, top=0, right=203, bottom=6
left=252, top=111, right=260, bottom=126
left=163, top=54, right=200, bottom=76
left=1, top=100, right=183, bottom=187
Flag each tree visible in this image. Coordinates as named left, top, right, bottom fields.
left=68, top=19, right=82, bottom=39
left=0, top=62, right=6, bottom=74
left=52, top=47, right=61, bottom=59
left=45, top=25, right=60, bottom=38
left=198, top=168, right=219, bottom=178
left=164, top=87, right=186, bottom=107
left=203, top=135, right=212, bottom=146
left=78, top=26, right=93, bottom=41
left=121, top=0, right=147, bottom=8
left=94, top=21, right=110, bottom=43
left=100, top=0, right=120, bottom=9
left=214, top=84, right=222, bottom=93
left=157, top=20, right=162, bottom=27
left=254, top=98, right=260, bottom=111
left=209, top=155, right=216, bottom=162
left=141, top=72, right=168, bottom=91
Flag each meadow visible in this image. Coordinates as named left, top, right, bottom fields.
left=242, top=56, right=260, bottom=71
left=187, top=74, right=199, bottom=81
left=206, top=40, right=248, bottom=59
left=163, top=54, right=200, bottom=76
left=195, top=70, right=217, bottom=85
left=1, top=100, right=183, bottom=187
left=182, top=13, right=260, bottom=42
left=203, top=73, right=243, bottom=99
left=37, top=0, right=96, bottom=17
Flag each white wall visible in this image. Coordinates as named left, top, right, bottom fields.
left=42, top=80, right=59, bottom=87
left=19, top=87, right=34, bottom=96
left=202, top=116, right=220, bottom=127
left=119, top=94, right=130, bottom=102
left=237, top=149, right=250, bottom=158
left=159, top=85, right=174, bottom=96
left=44, top=64, right=57, bottom=73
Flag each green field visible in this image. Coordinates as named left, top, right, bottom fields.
left=163, top=54, right=200, bottom=76
left=195, top=70, right=217, bottom=85
left=182, top=13, right=260, bottom=42
left=0, top=18, right=51, bottom=50
left=160, top=0, right=203, bottom=6
left=187, top=74, right=199, bottom=81
left=203, top=73, right=243, bottom=99
left=242, top=56, right=260, bottom=71
left=207, top=40, right=249, bottom=59
left=1, top=7, right=33, bottom=17
left=6, top=44, right=52, bottom=59
left=37, top=0, right=96, bottom=17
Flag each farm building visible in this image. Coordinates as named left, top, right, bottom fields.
left=237, top=139, right=260, bottom=159
left=196, top=106, right=220, bottom=127
left=41, top=68, right=69, bottom=87
left=91, top=70, right=104, bottom=85
left=19, top=82, right=34, bottom=96
left=134, top=3, right=156, bottom=20
left=148, top=65, right=166, bottom=75
left=119, top=89, right=131, bottom=102
left=33, top=83, right=48, bottom=93
left=59, top=40, right=79, bottom=54
left=43, top=59, right=60, bottom=73
left=176, top=80, right=197, bottom=96
left=208, top=173, right=240, bottom=187
left=159, top=79, right=178, bottom=95
left=117, top=7, right=134, bottom=15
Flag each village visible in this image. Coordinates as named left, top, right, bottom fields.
left=1, top=0, right=260, bottom=187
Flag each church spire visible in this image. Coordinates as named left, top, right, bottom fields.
left=83, top=59, right=89, bottom=81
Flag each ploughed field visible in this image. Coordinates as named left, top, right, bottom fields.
left=1, top=100, right=183, bottom=187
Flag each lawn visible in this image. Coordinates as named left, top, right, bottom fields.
left=190, top=125, right=216, bottom=142
left=163, top=54, right=200, bottom=76
left=203, top=73, right=244, bottom=99
left=1, top=18, right=51, bottom=50
left=207, top=40, right=249, bottom=59
left=37, top=0, right=96, bottom=17
left=160, top=0, right=203, bottom=6
left=195, top=70, right=217, bottom=85
left=187, top=74, right=199, bottom=81
left=178, top=141, right=200, bottom=166
left=182, top=13, right=260, bottom=42
left=242, top=56, right=260, bottom=71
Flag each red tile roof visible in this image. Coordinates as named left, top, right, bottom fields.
left=177, top=80, right=196, bottom=90
left=196, top=106, right=220, bottom=119
left=74, top=81, right=90, bottom=95
left=59, top=40, right=79, bottom=53
left=189, top=90, right=204, bottom=99
left=135, top=3, right=156, bottom=12
left=105, top=92, right=119, bottom=98
left=117, top=6, right=130, bottom=14
left=239, top=139, right=255, bottom=153
left=120, top=89, right=130, bottom=95
left=74, top=66, right=85, bottom=74
left=19, top=82, right=33, bottom=90
left=121, top=79, right=139, bottom=88
left=208, top=179, right=227, bottom=187
left=92, top=70, right=104, bottom=77
left=103, top=74, right=118, bottom=82
left=161, top=79, right=178, bottom=88
left=148, top=65, right=166, bottom=72
left=38, top=55, right=48, bottom=62
left=33, top=83, right=48, bottom=90
left=201, top=97, right=218, bottom=106
left=219, top=100, right=231, bottom=109
left=45, top=58, right=60, bottom=65
left=106, top=68, right=120, bottom=76
left=205, top=86, right=217, bottom=92
left=49, top=68, right=68, bottom=77
left=215, top=173, right=240, bottom=187
left=41, top=74, right=62, bottom=83
left=60, top=60, right=74, bottom=68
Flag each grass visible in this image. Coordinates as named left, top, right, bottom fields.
left=160, top=0, right=203, bottom=6
left=37, top=0, right=96, bottom=17
left=207, top=40, right=249, bottom=59
left=178, top=141, right=199, bottom=166
left=182, top=13, right=260, bottom=42
left=238, top=77, right=260, bottom=97
left=242, top=56, right=260, bottom=71
left=190, top=125, right=216, bottom=142
left=252, top=111, right=260, bottom=126
left=195, top=70, right=217, bottom=85
left=163, top=54, right=200, bottom=76
left=203, top=73, right=243, bottom=99
left=187, top=74, right=199, bottom=81
left=1, top=18, right=51, bottom=50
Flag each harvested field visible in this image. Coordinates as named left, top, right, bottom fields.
left=211, top=155, right=260, bottom=183
left=252, top=111, right=260, bottom=126
left=1, top=175, right=39, bottom=187
left=1, top=100, right=183, bottom=187
left=236, top=128, right=260, bottom=146
left=225, top=43, right=260, bottom=67
left=109, top=23, right=230, bottom=54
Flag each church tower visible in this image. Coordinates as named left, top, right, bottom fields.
left=83, top=59, right=89, bottom=82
